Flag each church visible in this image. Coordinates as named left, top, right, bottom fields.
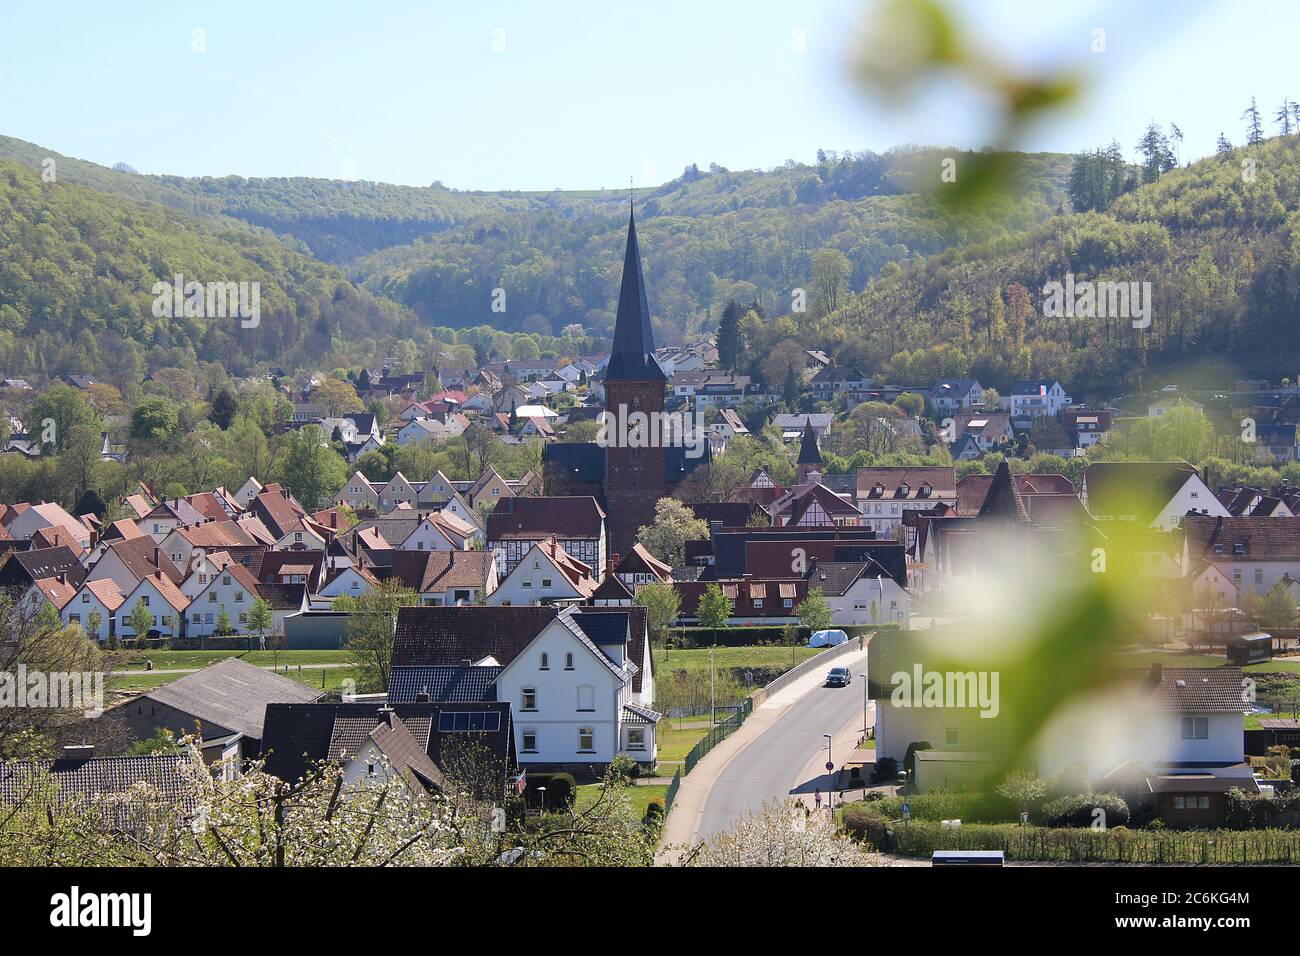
left=543, top=210, right=709, bottom=555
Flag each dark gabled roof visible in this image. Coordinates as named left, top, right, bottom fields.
left=136, top=658, right=321, bottom=741
left=977, top=461, right=1030, bottom=522
left=392, top=606, right=559, bottom=667
left=603, top=210, right=666, bottom=383
left=571, top=609, right=630, bottom=646
left=0, top=752, right=190, bottom=817
left=805, top=561, right=872, bottom=596
left=0, top=545, right=86, bottom=588
left=622, top=702, right=663, bottom=724
left=255, top=581, right=309, bottom=611
left=260, top=702, right=513, bottom=798
left=364, top=711, right=448, bottom=793
left=541, top=441, right=709, bottom=486
left=590, top=573, right=634, bottom=602
left=577, top=606, right=647, bottom=686
left=106, top=536, right=184, bottom=584
left=797, top=417, right=822, bottom=466
left=388, top=665, right=502, bottom=704
left=486, top=496, right=606, bottom=540
left=1084, top=462, right=1197, bottom=521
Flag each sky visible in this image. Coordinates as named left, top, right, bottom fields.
left=0, top=0, right=1292, bottom=191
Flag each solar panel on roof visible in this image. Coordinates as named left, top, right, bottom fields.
left=437, top=711, right=502, bottom=733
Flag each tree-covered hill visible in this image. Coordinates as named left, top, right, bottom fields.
left=352, top=147, right=1073, bottom=343
left=797, top=134, right=1300, bottom=400
left=0, top=159, right=423, bottom=384
left=0, top=135, right=542, bottom=262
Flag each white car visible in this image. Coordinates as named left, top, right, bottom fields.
left=808, top=629, right=848, bottom=648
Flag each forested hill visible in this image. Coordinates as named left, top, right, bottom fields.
left=0, top=134, right=540, bottom=262
left=795, top=134, right=1300, bottom=400
left=0, top=159, right=425, bottom=385
left=352, top=148, right=1072, bottom=343
left=0, top=136, right=1072, bottom=345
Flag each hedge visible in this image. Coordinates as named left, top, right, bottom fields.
left=841, top=801, right=1300, bottom=863
left=666, top=624, right=877, bottom=649
left=1042, top=792, right=1130, bottom=828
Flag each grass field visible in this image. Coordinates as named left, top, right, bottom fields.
left=652, top=645, right=823, bottom=673
left=106, top=649, right=361, bottom=696
left=112, top=649, right=353, bottom=671
left=575, top=783, right=668, bottom=818
left=1118, top=651, right=1300, bottom=675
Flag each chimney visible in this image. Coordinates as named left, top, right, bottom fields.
left=154, top=547, right=161, bottom=567
left=415, top=689, right=431, bottom=703
left=1146, top=662, right=1163, bottom=687
left=376, top=705, right=395, bottom=726
left=61, top=744, right=94, bottom=761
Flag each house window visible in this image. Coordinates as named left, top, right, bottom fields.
left=540, top=653, right=549, bottom=670
left=191, top=613, right=200, bottom=623
left=209, top=592, right=218, bottom=602
left=627, top=728, right=646, bottom=751
left=753, top=599, right=763, bottom=608
left=235, top=591, right=244, bottom=602
left=522, top=730, right=538, bottom=753
left=1255, top=569, right=1263, bottom=587
left=522, top=688, right=537, bottom=711
left=945, top=728, right=959, bottom=747
left=577, top=685, right=595, bottom=712
left=541, top=578, right=552, bottom=588
left=1181, top=716, right=1209, bottom=739
left=80, top=593, right=89, bottom=604
left=565, top=653, right=574, bottom=670
left=223, top=575, right=231, bottom=586
left=577, top=728, right=594, bottom=753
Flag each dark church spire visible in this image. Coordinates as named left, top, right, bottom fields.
left=978, top=459, right=1030, bottom=522
left=797, top=416, right=822, bottom=466
left=604, top=209, right=666, bottom=382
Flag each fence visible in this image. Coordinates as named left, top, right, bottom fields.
left=664, top=768, right=681, bottom=814
left=683, top=698, right=753, bottom=775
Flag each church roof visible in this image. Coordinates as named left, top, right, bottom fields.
left=977, top=460, right=1031, bottom=523
left=797, top=416, right=822, bottom=465
left=603, top=210, right=666, bottom=383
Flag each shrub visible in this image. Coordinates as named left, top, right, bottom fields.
left=1042, top=792, right=1130, bottom=828
left=606, top=754, right=639, bottom=786
left=871, top=757, right=898, bottom=782
left=642, top=799, right=665, bottom=828
left=841, top=802, right=892, bottom=846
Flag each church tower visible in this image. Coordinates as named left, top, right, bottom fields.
left=603, top=209, right=667, bottom=555
left=795, top=416, right=822, bottom=483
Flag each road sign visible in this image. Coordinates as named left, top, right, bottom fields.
left=825, top=761, right=834, bottom=772
left=902, top=802, right=911, bottom=820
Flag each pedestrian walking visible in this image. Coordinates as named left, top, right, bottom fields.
left=814, top=788, right=822, bottom=810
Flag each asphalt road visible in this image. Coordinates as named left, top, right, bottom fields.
left=697, top=655, right=872, bottom=839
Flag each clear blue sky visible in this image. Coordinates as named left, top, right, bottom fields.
left=0, top=0, right=1290, bottom=190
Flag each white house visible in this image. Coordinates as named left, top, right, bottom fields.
left=185, top=564, right=264, bottom=637
left=63, top=578, right=125, bottom=641
left=489, top=538, right=598, bottom=607
left=808, top=561, right=911, bottom=627
left=928, top=378, right=984, bottom=415
left=1083, top=462, right=1229, bottom=532
left=1007, top=379, right=1071, bottom=417
left=117, top=572, right=189, bottom=640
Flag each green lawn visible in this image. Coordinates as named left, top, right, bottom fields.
left=575, top=783, right=668, bottom=818
left=649, top=720, right=716, bottom=776
left=653, top=645, right=823, bottom=673
left=1116, top=650, right=1300, bottom=675
left=112, top=649, right=353, bottom=671
left=108, top=656, right=362, bottom=696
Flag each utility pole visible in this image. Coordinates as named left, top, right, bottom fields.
left=824, top=733, right=834, bottom=814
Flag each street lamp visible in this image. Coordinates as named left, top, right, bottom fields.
left=823, top=733, right=834, bottom=813
left=859, top=673, right=868, bottom=741
left=538, top=786, right=547, bottom=815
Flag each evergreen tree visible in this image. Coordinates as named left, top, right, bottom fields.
left=1277, top=99, right=1295, bottom=135
left=1243, top=96, right=1264, bottom=144
left=1216, top=132, right=1234, bottom=156
left=717, top=299, right=744, bottom=371
left=209, top=386, right=238, bottom=430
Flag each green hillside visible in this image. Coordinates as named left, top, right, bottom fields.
left=0, top=159, right=422, bottom=382
left=796, top=134, right=1300, bottom=399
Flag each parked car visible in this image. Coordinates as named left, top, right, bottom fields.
left=809, top=628, right=848, bottom=648
left=825, top=667, right=852, bottom=687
